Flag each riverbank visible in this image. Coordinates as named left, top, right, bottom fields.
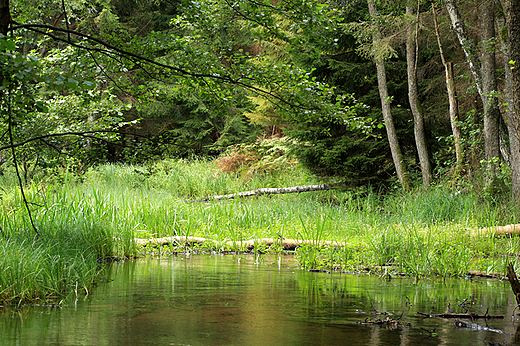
left=1, top=158, right=520, bottom=303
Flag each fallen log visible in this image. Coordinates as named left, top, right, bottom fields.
left=471, top=224, right=520, bottom=237
left=190, top=183, right=346, bottom=202
left=417, top=312, right=504, bottom=319
left=135, top=236, right=349, bottom=251
left=135, top=236, right=207, bottom=247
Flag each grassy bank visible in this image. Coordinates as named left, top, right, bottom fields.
left=1, top=157, right=519, bottom=303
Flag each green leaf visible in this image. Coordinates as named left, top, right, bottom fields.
left=0, top=38, right=16, bottom=51
left=82, top=81, right=96, bottom=90
left=35, top=101, right=48, bottom=113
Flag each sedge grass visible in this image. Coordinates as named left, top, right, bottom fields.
left=1, top=159, right=520, bottom=303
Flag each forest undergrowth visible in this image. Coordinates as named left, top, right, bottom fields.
left=1, top=154, right=520, bottom=303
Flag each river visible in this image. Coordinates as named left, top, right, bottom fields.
left=1, top=254, right=517, bottom=345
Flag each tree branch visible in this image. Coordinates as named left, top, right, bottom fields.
left=0, top=129, right=193, bottom=152
left=13, top=23, right=311, bottom=111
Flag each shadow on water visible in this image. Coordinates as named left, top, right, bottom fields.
left=1, top=254, right=520, bottom=345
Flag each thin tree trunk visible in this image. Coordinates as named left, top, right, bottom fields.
left=505, top=0, right=520, bottom=201
left=443, top=0, right=483, bottom=95
left=508, top=263, right=520, bottom=307
left=0, top=0, right=9, bottom=99
left=406, top=3, right=431, bottom=186
left=368, top=0, right=411, bottom=191
left=0, top=0, right=8, bottom=35
left=433, top=3, right=463, bottom=167
left=444, top=0, right=503, bottom=183
left=480, top=0, right=501, bottom=177
left=503, top=41, right=520, bottom=201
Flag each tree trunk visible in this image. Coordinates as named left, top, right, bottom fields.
left=444, top=0, right=504, bottom=184
left=0, top=0, right=9, bottom=102
left=480, top=0, right=501, bottom=178
left=433, top=3, right=463, bottom=168
left=443, top=0, right=483, bottom=95
left=368, top=0, right=411, bottom=191
left=505, top=0, right=520, bottom=201
left=503, top=41, right=520, bottom=201
left=0, top=0, right=8, bottom=36
left=406, top=3, right=432, bottom=186
left=507, top=263, right=520, bottom=306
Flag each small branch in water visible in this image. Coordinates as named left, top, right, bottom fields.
left=420, top=327, right=437, bottom=335
left=453, top=319, right=504, bottom=334
left=359, top=317, right=411, bottom=329
left=417, top=312, right=504, bottom=319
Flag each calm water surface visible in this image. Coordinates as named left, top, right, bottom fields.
left=1, top=254, right=519, bottom=345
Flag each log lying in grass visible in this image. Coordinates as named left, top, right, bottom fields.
left=190, top=183, right=346, bottom=202
left=471, top=224, right=520, bottom=237
left=135, top=236, right=349, bottom=251
left=135, top=236, right=208, bottom=247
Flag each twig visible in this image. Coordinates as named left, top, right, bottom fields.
left=61, top=0, right=70, bottom=42
left=6, top=90, right=39, bottom=237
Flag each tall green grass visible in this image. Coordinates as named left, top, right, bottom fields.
left=0, top=177, right=136, bottom=303
left=1, top=158, right=520, bottom=303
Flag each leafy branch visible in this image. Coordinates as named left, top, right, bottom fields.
left=0, top=130, right=194, bottom=152
left=13, top=23, right=324, bottom=112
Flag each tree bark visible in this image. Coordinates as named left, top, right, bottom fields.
left=406, top=3, right=432, bottom=186
left=433, top=3, right=463, bottom=168
left=507, top=263, right=520, bottom=306
left=0, top=0, right=8, bottom=36
left=368, top=0, right=411, bottom=191
left=504, top=0, right=520, bottom=201
left=506, top=0, right=520, bottom=201
left=480, top=0, right=501, bottom=176
left=0, top=0, right=9, bottom=100
left=444, top=0, right=503, bottom=183
left=498, top=0, right=520, bottom=201
left=443, top=0, right=483, bottom=95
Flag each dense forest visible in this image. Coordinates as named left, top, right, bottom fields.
left=1, top=0, right=520, bottom=196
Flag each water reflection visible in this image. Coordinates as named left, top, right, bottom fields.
left=1, top=254, right=518, bottom=345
